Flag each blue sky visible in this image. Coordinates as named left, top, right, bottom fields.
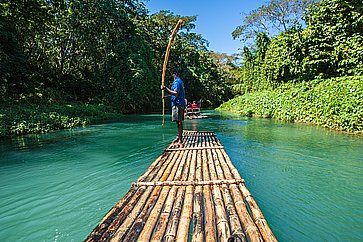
left=145, top=0, right=266, bottom=55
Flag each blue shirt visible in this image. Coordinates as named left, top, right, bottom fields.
left=170, top=77, right=186, bottom=107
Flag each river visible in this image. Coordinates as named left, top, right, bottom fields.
left=0, top=112, right=362, bottom=241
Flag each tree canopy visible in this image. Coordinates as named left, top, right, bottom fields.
left=0, top=0, right=232, bottom=112
left=232, top=0, right=317, bottom=41
left=233, top=0, right=363, bottom=94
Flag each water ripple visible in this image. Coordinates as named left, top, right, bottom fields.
left=0, top=114, right=362, bottom=241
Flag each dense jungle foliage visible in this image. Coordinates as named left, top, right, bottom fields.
left=0, top=0, right=232, bottom=137
left=220, top=0, right=363, bottom=133
left=218, top=76, right=363, bottom=133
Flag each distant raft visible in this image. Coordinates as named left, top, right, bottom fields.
left=185, top=104, right=208, bottom=119
left=86, top=131, right=277, bottom=242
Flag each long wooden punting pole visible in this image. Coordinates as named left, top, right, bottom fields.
left=161, top=19, right=184, bottom=125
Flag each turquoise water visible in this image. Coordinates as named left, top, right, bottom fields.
left=0, top=112, right=362, bottom=241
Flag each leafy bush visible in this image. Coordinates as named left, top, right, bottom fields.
left=217, top=76, right=363, bottom=133
left=0, top=104, right=123, bottom=138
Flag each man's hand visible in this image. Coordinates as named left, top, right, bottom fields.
left=161, top=85, right=177, bottom=96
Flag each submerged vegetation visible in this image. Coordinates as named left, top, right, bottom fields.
left=218, top=0, right=363, bottom=133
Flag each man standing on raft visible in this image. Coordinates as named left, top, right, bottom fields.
left=161, top=71, right=186, bottom=146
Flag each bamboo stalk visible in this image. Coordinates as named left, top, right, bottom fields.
left=102, top=186, right=149, bottom=241
left=215, top=149, right=263, bottom=242
left=88, top=151, right=175, bottom=239
left=85, top=187, right=138, bottom=241
left=166, top=146, right=224, bottom=151
left=239, top=185, right=277, bottom=242
left=163, top=151, right=193, bottom=241
left=164, top=132, right=197, bottom=241
left=151, top=140, right=193, bottom=241
left=150, top=185, right=178, bottom=241
left=161, top=19, right=184, bottom=125
left=185, top=130, right=197, bottom=148
left=163, top=187, right=185, bottom=242
left=138, top=138, right=191, bottom=241
left=175, top=185, right=194, bottom=241
left=192, top=149, right=204, bottom=242
left=133, top=179, right=244, bottom=187
left=219, top=147, right=277, bottom=242
left=87, top=131, right=276, bottom=242
left=205, top=137, right=231, bottom=241
left=122, top=150, right=185, bottom=241
left=212, top=148, right=246, bottom=242
left=109, top=146, right=182, bottom=241
left=202, top=149, right=217, bottom=242
left=175, top=146, right=197, bottom=241
left=137, top=154, right=167, bottom=182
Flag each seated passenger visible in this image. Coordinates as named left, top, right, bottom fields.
left=191, top=101, right=198, bottom=109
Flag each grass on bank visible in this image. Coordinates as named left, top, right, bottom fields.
left=217, top=76, right=363, bottom=134
left=0, top=103, right=123, bottom=138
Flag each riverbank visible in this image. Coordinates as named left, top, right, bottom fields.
left=0, top=103, right=123, bottom=138
left=217, top=76, right=363, bottom=134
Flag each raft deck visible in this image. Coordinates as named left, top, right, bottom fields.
left=86, top=131, right=277, bottom=242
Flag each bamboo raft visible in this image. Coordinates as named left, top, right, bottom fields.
left=86, top=131, right=277, bottom=242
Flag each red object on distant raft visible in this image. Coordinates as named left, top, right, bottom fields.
left=185, top=100, right=207, bottom=119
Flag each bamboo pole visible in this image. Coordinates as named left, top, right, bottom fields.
left=205, top=136, right=231, bottom=241
left=192, top=149, right=204, bottom=242
left=122, top=148, right=185, bottom=241
left=138, top=138, right=180, bottom=182
left=85, top=187, right=138, bottom=241
left=202, top=148, right=217, bottom=242
left=161, top=19, right=184, bottom=125
left=164, top=132, right=197, bottom=241
left=185, top=130, right=196, bottom=148
left=133, top=179, right=244, bottom=187
left=137, top=154, right=167, bottom=182
left=212, top=148, right=246, bottom=242
left=151, top=135, right=194, bottom=241
left=100, top=186, right=148, bottom=240
left=87, top=131, right=276, bottom=242
left=163, top=151, right=193, bottom=241
left=219, top=147, right=277, bottom=242
left=109, top=146, right=181, bottom=241
left=215, top=149, right=264, bottom=242
left=150, top=185, right=178, bottom=241
left=138, top=135, right=192, bottom=241
left=88, top=149, right=176, bottom=240
left=166, top=146, right=224, bottom=151
left=163, top=186, right=185, bottom=242
left=175, top=144, right=197, bottom=241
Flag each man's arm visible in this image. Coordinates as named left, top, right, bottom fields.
left=161, top=85, right=178, bottom=96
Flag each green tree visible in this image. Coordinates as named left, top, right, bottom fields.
left=302, top=0, right=363, bottom=77
left=233, top=0, right=316, bottom=41
left=0, top=14, right=27, bottom=99
left=142, top=11, right=231, bottom=107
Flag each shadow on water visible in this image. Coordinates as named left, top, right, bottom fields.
left=0, top=111, right=362, bottom=241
